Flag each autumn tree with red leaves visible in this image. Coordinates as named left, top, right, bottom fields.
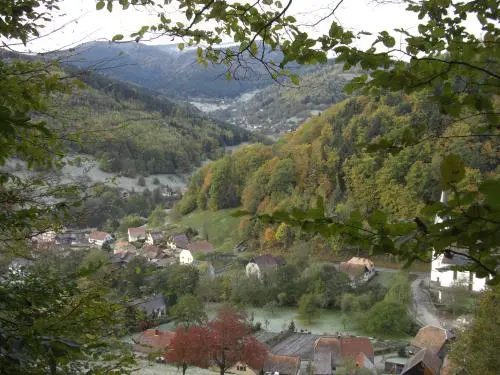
left=165, top=326, right=210, bottom=375
left=206, top=306, right=268, bottom=375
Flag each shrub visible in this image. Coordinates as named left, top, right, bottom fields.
left=361, top=300, right=413, bottom=336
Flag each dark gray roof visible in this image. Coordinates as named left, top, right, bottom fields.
left=149, top=232, right=164, bottom=240
left=135, top=294, right=167, bottom=316
left=263, top=354, right=300, bottom=375
left=251, top=254, right=285, bottom=270
left=402, top=348, right=442, bottom=375
left=170, top=233, right=189, bottom=248
left=271, top=333, right=321, bottom=360
left=441, top=252, right=471, bottom=266
left=313, top=347, right=332, bottom=375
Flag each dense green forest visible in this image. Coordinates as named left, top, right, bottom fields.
left=45, top=71, right=261, bottom=176
left=177, top=91, right=498, bottom=246
left=214, top=62, right=359, bottom=135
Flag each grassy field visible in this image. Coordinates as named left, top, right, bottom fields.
left=172, top=209, right=245, bottom=252
left=133, top=361, right=216, bottom=375
left=170, top=208, right=431, bottom=273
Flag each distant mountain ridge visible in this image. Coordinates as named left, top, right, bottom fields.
left=53, top=41, right=303, bottom=99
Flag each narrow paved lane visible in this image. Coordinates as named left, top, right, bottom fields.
left=410, top=275, right=442, bottom=328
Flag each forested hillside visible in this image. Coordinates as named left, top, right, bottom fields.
left=46, top=71, right=260, bottom=176
left=176, top=91, right=498, bottom=245
left=213, top=62, right=359, bottom=135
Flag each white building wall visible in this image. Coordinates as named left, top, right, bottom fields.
left=431, top=252, right=487, bottom=292
left=245, top=263, right=260, bottom=278
left=179, top=249, right=193, bottom=264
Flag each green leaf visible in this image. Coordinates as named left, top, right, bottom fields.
left=440, top=154, right=465, bottom=188
left=112, top=34, right=124, bottom=42
left=231, top=210, right=249, bottom=217
left=178, top=43, right=185, bottom=51
left=367, top=210, right=387, bottom=229
left=96, top=1, right=105, bottom=10
left=290, top=74, right=300, bottom=85
left=479, top=179, right=500, bottom=208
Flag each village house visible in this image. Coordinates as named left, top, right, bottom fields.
left=128, top=227, right=147, bottom=243
left=246, top=254, right=286, bottom=279
left=263, top=354, right=301, bottom=375
left=384, top=357, right=408, bottom=374
left=179, top=240, right=215, bottom=264
left=32, top=230, right=56, bottom=244
left=401, top=348, right=442, bottom=375
left=113, top=240, right=137, bottom=254
left=55, top=230, right=86, bottom=246
left=110, top=251, right=135, bottom=266
left=431, top=191, right=487, bottom=294
left=146, top=231, right=164, bottom=246
left=354, top=352, right=377, bottom=375
left=133, top=329, right=175, bottom=356
left=409, top=325, right=454, bottom=360
left=31, top=230, right=57, bottom=250
left=88, top=231, right=113, bottom=248
left=313, top=336, right=375, bottom=374
left=340, top=257, right=376, bottom=283
left=135, top=294, right=167, bottom=319
left=166, top=232, right=190, bottom=251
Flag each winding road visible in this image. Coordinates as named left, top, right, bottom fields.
left=374, top=267, right=442, bottom=328
left=409, top=275, right=442, bottom=328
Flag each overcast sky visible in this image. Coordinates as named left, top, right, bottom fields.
left=15, top=0, right=422, bottom=53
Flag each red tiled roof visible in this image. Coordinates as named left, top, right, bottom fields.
left=187, top=240, right=215, bottom=254
left=315, top=337, right=341, bottom=351
left=89, top=231, right=110, bottom=241
left=133, top=329, right=175, bottom=353
left=411, top=325, right=450, bottom=354
left=128, top=227, right=146, bottom=235
left=346, top=257, right=374, bottom=267
left=340, top=336, right=374, bottom=362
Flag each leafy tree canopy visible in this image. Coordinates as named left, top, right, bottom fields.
left=101, top=0, right=499, bottom=281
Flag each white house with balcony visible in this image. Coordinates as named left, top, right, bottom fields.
left=430, top=191, right=487, bottom=295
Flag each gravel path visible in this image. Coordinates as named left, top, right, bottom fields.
left=410, top=276, right=442, bottom=328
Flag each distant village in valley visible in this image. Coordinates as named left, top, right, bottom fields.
left=7, top=200, right=487, bottom=375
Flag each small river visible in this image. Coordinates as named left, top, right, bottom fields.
left=158, top=303, right=362, bottom=336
